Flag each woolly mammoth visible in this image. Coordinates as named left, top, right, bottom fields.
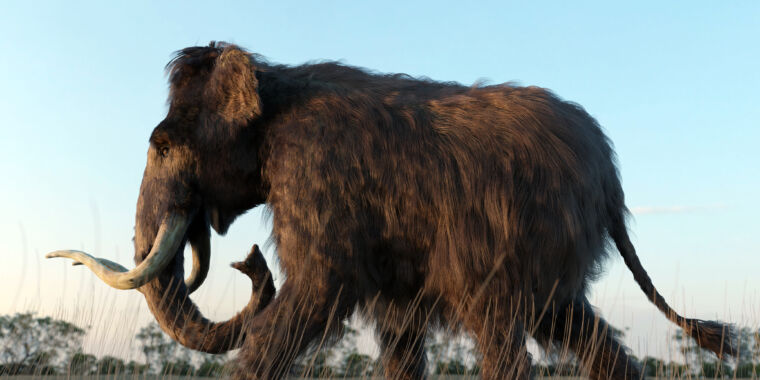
left=48, top=42, right=734, bottom=380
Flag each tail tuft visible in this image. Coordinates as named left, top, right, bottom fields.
left=610, top=212, right=736, bottom=359
left=683, top=318, right=737, bottom=359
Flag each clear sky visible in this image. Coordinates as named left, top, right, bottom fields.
left=1, top=0, right=758, bottom=363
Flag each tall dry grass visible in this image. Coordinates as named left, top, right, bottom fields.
left=3, top=281, right=754, bottom=380
left=6, top=222, right=756, bottom=380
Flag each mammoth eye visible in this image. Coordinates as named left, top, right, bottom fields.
left=159, top=146, right=170, bottom=158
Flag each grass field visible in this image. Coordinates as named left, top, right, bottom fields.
left=0, top=377, right=586, bottom=380
left=6, top=376, right=755, bottom=380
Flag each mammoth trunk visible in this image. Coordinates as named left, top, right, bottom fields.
left=135, top=213, right=275, bottom=353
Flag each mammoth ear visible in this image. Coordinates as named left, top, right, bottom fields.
left=205, top=47, right=262, bottom=124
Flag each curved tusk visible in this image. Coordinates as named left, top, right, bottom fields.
left=185, top=226, right=210, bottom=294
left=46, top=214, right=189, bottom=290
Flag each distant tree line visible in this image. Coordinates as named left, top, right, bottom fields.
left=2, top=312, right=760, bottom=378
left=0, top=313, right=84, bottom=375
left=0, top=313, right=227, bottom=376
left=532, top=326, right=760, bottom=379
left=291, top=323, right=483, bottom=377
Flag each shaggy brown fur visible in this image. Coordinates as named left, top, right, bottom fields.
left=130, top=42, right=734, bottom=380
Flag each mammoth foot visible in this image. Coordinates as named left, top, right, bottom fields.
left=231, top=244, right=276, bottom=313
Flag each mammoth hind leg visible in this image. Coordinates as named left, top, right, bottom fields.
left=461, top=299, right=533, bottom=380
left=373, top=305, right=428, bottom=380
left=533, top=299, right=641, bottom=380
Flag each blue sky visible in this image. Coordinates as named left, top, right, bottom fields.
left=1, top=1, right=758, bottom=361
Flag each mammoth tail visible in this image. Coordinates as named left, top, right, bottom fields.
left=609, top=211, right=736, bottom=358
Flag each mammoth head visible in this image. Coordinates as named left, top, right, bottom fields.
left=131, top=42, right=268, bottom=292
left=47, top=43, right=272, bottom=344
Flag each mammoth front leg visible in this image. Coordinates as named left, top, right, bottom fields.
left=232, top=278, right=356, bottom=380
